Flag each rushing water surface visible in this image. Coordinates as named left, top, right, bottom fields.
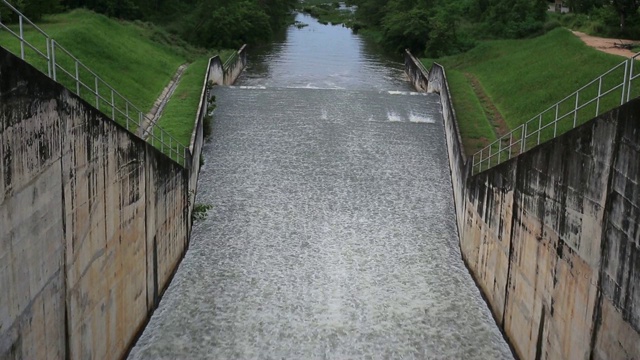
left=129, top=13, right=513, bottom=360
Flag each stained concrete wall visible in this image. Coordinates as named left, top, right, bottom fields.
left=223, top=44, right=247, bottom=86
left=0, top=46, right=200, bottom=359
left=406, top=52, right=640, bottom=359
left=208, top=45, right=247, bottom=86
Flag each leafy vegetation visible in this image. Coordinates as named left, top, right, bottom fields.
left=349, top=0, right=640, bottom=57
left=4, top=0, right=297, bottom=49
left=348, top=0, right=545, bottom=56
left=299, top=2, right=356, bottom=26
left=192, top=203, right=213, bottom=221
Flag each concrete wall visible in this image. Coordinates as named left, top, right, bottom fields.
left=405, top=52, right=640, bottom=359
left=223, top=44, right=247, bottom=86
left=209, top=45, right=247, bottom=86
left=0, top=46, right=202, bottom=359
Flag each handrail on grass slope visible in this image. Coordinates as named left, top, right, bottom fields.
left=471, top=52, right=640, bottom=175
left=0, top=0, right=189, bottom=166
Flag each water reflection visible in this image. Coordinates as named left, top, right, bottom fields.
left=238, top=13, right=409, bottom=91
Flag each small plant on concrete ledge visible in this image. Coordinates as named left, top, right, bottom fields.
left=193, top=203, right=213, bottom=221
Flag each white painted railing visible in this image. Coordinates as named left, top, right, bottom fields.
left=472, top=53, right=640, bottom=175
left=0, top=0, right=188, bottom=167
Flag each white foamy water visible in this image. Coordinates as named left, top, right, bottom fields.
left=387, top=111, right=403, bottom=122
left=409, top=112, right=436, bottom=123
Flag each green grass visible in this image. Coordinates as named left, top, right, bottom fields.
left=1, top=9, right=233, bottom=163
left=444, top=70, right=496, bottom=154
left=422, top=28, right=635, bottom=156
left=154, top=57, right=210, bottom=146
left=1, top=10, right=185, bottom=116
left=154, top=48, right=235, bottom=146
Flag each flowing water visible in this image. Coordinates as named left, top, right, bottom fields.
left=128, top=13, right=514, bottom=360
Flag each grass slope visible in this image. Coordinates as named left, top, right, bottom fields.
left=155, top=57, right=209, bottom=146
left=423, top=28, right=630, bottom=155
left=1, top=10, right=187, bottom=112
left=1, top=9, right=228, bottom=146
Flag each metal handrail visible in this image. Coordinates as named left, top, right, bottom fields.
left=0, top=0, right=189, bottom=167
left=472, top=55, right=640, bottom=175
left=222, top=50, right=239, bottom=70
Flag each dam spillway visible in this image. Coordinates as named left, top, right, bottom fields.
left=128, top=13, right=513, bottom=359
left=128, top=88, right=512, bottom=358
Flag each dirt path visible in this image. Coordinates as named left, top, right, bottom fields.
left=572, top=31, right=637, bottom=58
left=139, top=63, right=189, bottom=139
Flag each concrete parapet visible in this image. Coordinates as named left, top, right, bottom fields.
left=208, top=45, right=247, bottom=86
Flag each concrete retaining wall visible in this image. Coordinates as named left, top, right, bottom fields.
left=224, top=44, right=247, bottom=86
left=405, top=51, right=639, bottom=359
left=208, top=45, right=247, bottom=86
left=0, top=46, right=202, bottom=359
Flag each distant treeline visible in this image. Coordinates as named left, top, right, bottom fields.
left=349, top=0, right=640, bottom=56
left=5, top=0, right=297, bottom=48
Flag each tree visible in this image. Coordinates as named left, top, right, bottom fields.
left=7, top=0, right=60, bottom=20
left=611, top=0, right=640, bottom=31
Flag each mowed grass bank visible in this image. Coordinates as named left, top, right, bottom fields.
left=1, top=9, right=229, bottom=146
left=423, top=28, right=630, bottom=155
left=155, top=49, right=235, bottom=146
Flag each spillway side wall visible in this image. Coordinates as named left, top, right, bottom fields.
left=405, top=51, right=640, bottom=360
left=0, top=46, right=196, bottom=360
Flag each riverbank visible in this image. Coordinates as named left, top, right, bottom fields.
left=421, top=28, right=628, bottom=155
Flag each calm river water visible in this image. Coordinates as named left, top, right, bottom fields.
left=128, top=12, right=514, bottom=360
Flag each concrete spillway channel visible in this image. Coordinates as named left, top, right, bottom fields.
left=128, top=86, right=513, bottom=359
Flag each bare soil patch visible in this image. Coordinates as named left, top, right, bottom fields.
left=572, top=31, right=638, bottom=58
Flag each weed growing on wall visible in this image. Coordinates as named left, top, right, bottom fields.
left=192, top=203, right=213, bottom=221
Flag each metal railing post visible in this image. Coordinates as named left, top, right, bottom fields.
left=126, top=102, right=129, bottom=130
left=19, top=15, right=24, bottom=59
left=621, top=60, right=629, bottom=105
left=508, top=132, right=512, bottom=159
left=520, top=125, right=526, bottom=154
left=111, top=90, right=115, bottom=120
left=597, top=77, right=602, bottom=116
left=498, top=139, right=502, bottom=164
left=627, top=58, right=634, bottom=102
left=46, top=38, right=51, bottom=77
left=95, top=77, right=99, bottom=108
left=573, top=92, right=579, bottom=128
left=552, top=109, right=557, bottom=138
left=75, top=61, right=80, bottom=95
left=51, top=40, right=57, bottom=81
left=537, top=114, right=542, bottom=145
